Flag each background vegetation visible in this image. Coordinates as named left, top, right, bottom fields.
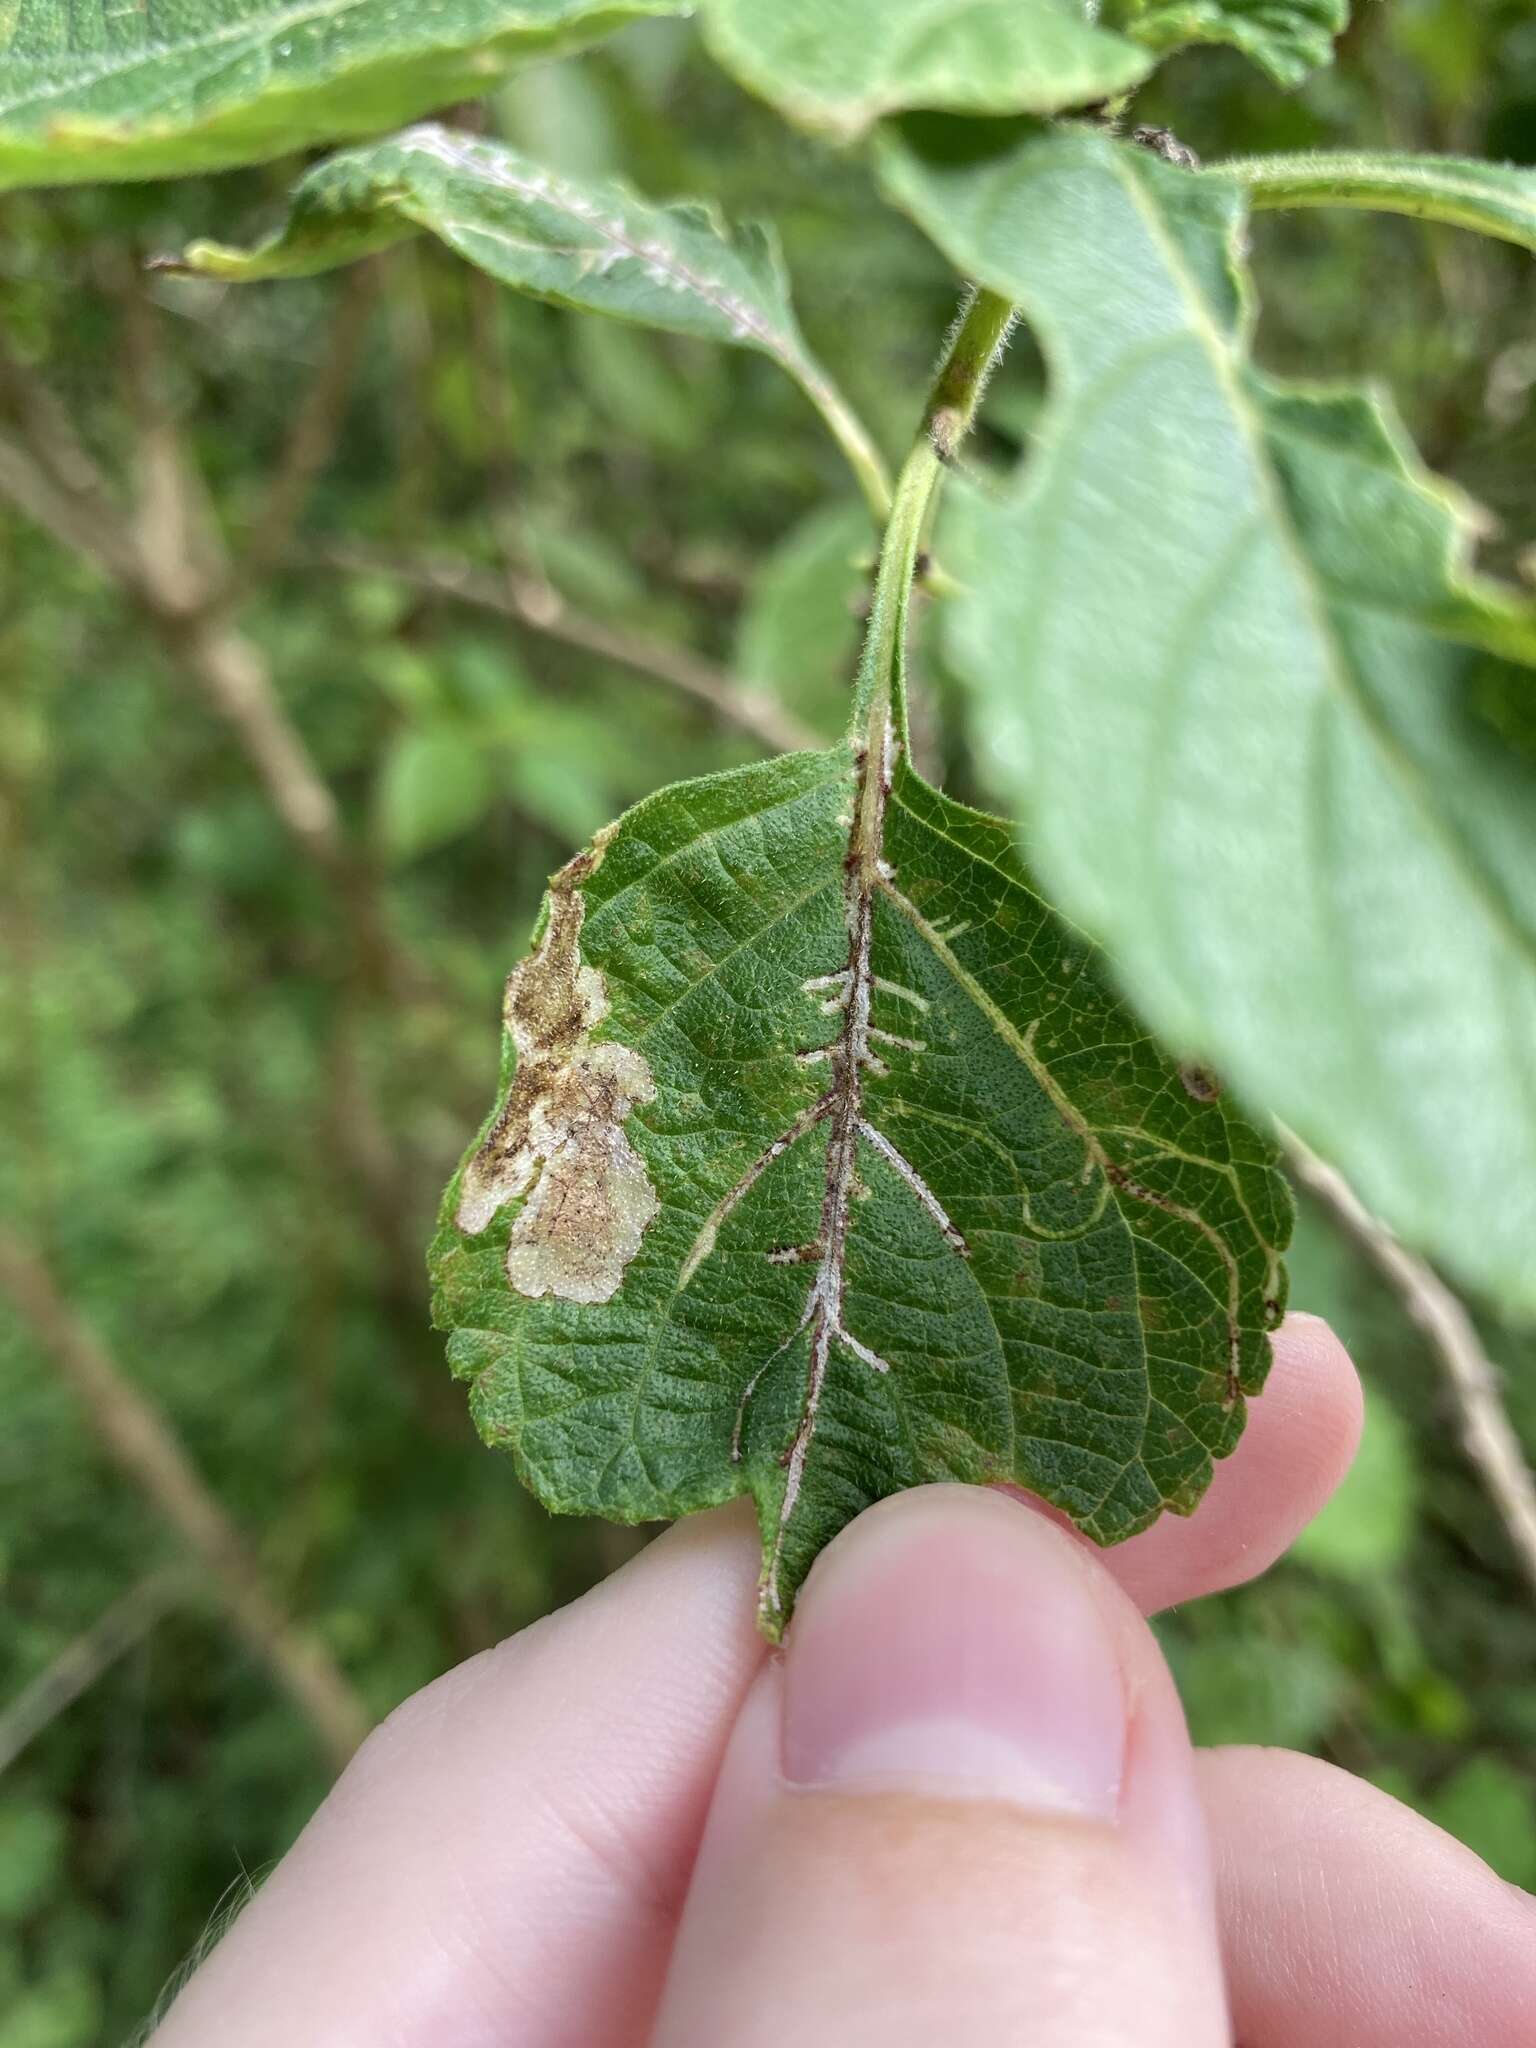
left=3, top=2, right=1535, bottom=2039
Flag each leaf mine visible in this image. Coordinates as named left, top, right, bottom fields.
left=455, top=850, right=659, bottom=1306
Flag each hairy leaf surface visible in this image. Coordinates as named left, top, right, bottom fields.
left=430, top=747, right=1290, bottom=1632
left=1217, top=151, right=1536, bottom=250
left=0, top=0, right=681, bottom=189
left=173, top=123, right=887, bottom=512
left=1118, top=0, right=1348, bottom=85
left=883, top=125, right=1536, bottom=1315
left=700, top=0, right=1151, bottom=142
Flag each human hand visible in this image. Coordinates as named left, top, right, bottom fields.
left=151, top=1315, right=1534, bottom=2046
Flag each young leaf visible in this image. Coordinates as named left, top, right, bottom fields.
left=1216, top=151, right=1536, bottom=251
left=170, top=124, right=891, bottom=519
left=882, top=124, right=1536, bottom=1317
left=0, top=0, right=683, bottom=191
left=429, top=745, right=1291, bottom=1634
left=1117, top=0, right=1348, bottom=86
left=699, top=0, right=1152, bottom=143
left=734, top=500, right=874, bottom=728
left=377, top=726, right=496, bottom=865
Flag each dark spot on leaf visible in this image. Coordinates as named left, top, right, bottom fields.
left=1179, top=1062, right=1223, bottom=1103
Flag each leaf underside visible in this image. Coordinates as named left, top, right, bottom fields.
left=1122, top=0, right=1349, bottom=87
left=700, top=0, right=1152, bottom=142
left=430, top=746, right=1291, bottom=1634
left=0, top=0, right=681, bottom=189
left=881, top=125, right=1536, bottom=1317
left=173, top=124, right=867, bottom=497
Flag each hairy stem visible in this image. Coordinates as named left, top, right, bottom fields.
left=1215, top=153, right=1536, bottom=251
left=850, top=286, right=1015, bottom=747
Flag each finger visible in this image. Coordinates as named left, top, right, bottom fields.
left=651, top=1485, right=1229, bottom=2048
left=1200, top=1745, right=1536, bottom=2047
left=152, top=1318, right=1356, bottom=2046
left=1022, top=1313, right=1363, bottom=1615
left=151, top=1502, right=767, bottom=2048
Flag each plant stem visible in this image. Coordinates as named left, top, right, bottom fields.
left=805, top=371, right=898, bottom=527
left=849, top=287, right=1014, bottom=746
left=1215, top=153, right=1536, bottom=251
left=925, top=287, right=1017, bottom=464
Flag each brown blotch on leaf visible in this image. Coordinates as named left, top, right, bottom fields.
left=1179, top=1063, right=1223, bottom=1104
left=454, top=850, right=658, bottom=1305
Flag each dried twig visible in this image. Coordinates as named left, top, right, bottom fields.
left=312, top=541, right=822, bottom=755
left=1285, top=1135, right=1536, bottom=1599
left=163, top=610, right=354, bottom=871
left=0, top=1233, right=372, bottom=1769
left=0, top=294, right=367, bottom=893
left=0, top=432, right=139, bottom=581
left=0, top=278, right=419, bottom=1233
left=0, top=1568, right=191, bottom=1775
left=0, top=331, right=143, bottom=583
left=0, top=331, right=125, bottom=518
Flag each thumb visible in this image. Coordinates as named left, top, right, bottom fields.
left=650, top=1486, right=1228, bottom=2048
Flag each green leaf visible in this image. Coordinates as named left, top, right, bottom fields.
left=1425, top=1758, right=1536, bottom=1889
left=0, top=0, right=683, bottom=190
left=429, top=746, right=1291, bottom=1634
left=883, top=124, right=1536, bottom=1316
left=0, top=1803, right=66, bottom=1923
left=171, top=124, right=891, bottom=517
left=1118, top=0, right=1348, bottom=86
left=1216, top=151, right=1536, bottom=251
left=1164, top=1621, right=1345, bottom=1749
left=699, top=0, right=1152, bottom=143
left=734, top=500, right=873, bottom=726
left=377, top=725, right=496, bottom=864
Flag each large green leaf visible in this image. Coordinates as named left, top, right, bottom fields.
left=429, top=746, right=1290, bottom=1632
left=171, top=124, right=890, bottom=516
left=699, top=0, right=1152, bottom=143
left=1217, top=151, right=1536, bottom=251
left=0, top=0, right=682, bottom=190
left=1117, top=0, right=1348, bottom=85
left=882, top=124, right=1536, bottom=1315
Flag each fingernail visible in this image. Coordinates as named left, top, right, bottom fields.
left=781, top=1486, right=1127, bottom=1817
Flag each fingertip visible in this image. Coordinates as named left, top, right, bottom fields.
left=1266, top=1310, right=1364, bottom=1462
left=150, top=1496, right=769, bottom=2048
left=1237, top=1308, right=1364, bottom=1519
left=1199, top=1746, right=1536, bottom=2047
left=652, top=1484, right=1227, bottom=2048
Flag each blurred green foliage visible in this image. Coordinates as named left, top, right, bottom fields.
left=2, top=4, right=1534, bottom=2037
